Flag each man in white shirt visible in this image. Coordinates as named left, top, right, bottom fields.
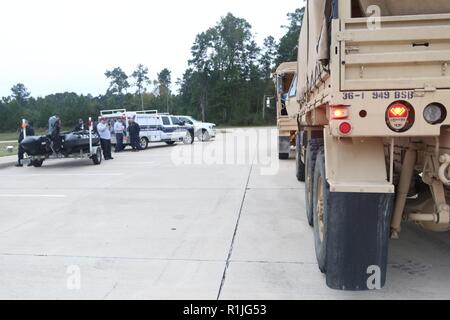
left=97, top=118, right=114, bottom=160
left=114, top=118, right=126, bottom=153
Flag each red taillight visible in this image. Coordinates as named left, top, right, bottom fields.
left=388, top=104, right=408, bottom=118
left=339, top=122, right=352, bottom=135
left=330, top=105, right=349, bottom=120
left=386, top=101, right=415, bottom=132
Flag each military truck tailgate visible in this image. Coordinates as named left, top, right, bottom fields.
left=339, top=14, right=450, bottom=91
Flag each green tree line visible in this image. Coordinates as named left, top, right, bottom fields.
left=1, top=8, right=304, bottom=133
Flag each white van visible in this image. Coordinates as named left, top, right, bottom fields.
left=99, top=109, right=194, bottom=149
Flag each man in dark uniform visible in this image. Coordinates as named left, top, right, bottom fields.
left=48, top=115, right=62, bottom=152
left=16, top=120, right=35, bottom=167
left=128, top=117, right=141, bottom=151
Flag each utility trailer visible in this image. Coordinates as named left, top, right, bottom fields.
left=24, top=118, right=103, bottom=167
left=294, top=0, right=450, bottom=290
left=274, top=62, right=300, bottom=160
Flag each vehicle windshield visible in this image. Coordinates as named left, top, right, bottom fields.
left=288, top=76, right=297, bottom=98
left=179, top=117, right=194, bottom=125
left=187, top=116, right=199, bottom=123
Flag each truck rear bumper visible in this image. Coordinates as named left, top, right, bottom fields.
left=329, top=89, right=450, bottom=137
left=277, top=117, right=297, bottom=133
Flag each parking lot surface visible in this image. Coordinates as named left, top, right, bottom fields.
left=0, top=128, right=449, bottom=299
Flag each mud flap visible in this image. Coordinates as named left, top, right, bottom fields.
left=278, top=136, right=290, bottom=155
left=295, top=132, right=306, bottom=182
left=325, top=192, right=394, bottom=291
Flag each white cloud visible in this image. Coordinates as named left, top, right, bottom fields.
left=0, top=0, right=302, bottom=97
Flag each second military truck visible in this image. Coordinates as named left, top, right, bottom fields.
left=274, top=62, right=299, bottom=160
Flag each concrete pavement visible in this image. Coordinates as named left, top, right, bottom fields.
left=0, top=128, right=449, bottom=299
left=0, top=155, right=16, bottom=169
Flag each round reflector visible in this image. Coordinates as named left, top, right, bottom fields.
left=339, top=122, right=352, bottom=135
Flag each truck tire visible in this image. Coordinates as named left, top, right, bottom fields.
left=295, top=133, right=305, bottom=182
left=312, top=148, right=328, bottom=273
left=305, top=139, right=322, bottom=227
left=166, top=141, right=176, bottom=146
left=312, top=148, right=394, bottom=290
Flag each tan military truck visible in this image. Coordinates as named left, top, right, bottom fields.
left=274, top=62, right=300, bottom=161
left=295, top=0, right=450, bottom=290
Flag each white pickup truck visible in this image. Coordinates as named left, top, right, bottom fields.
left=176, top=116, right=216, bottom=142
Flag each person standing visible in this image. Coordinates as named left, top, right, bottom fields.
left=114, top=118, right=125, bottom=153
left=128, top=117, right=141, bottom=151
left=16, top=120, right=35, bottom=167
left=48, top=115, right=62, bottom=152
left=97, top=117, right=114, bottom=160
left=74, top=119, right=86, bottom=131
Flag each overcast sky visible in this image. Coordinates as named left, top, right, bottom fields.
left=0, top=0, right=303, bottom=98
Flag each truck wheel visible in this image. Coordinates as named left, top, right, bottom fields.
left=166, top=141, right=176, bottom=146
left=295, top=133, right=305, bottom=182
left=312, top=148, right=394, bottom=290
left=305, top=139, right=322, bottom=227
left=312, top=148, right=328, bottom=272
left=140, top=137, right=149, bottom=150
left=32, top=159, right=44, bottom=168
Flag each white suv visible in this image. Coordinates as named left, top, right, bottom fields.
left=177, top=116, right=216, bottom=142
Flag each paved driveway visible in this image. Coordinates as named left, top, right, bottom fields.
left=0, top=128, right=448, bottom=299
